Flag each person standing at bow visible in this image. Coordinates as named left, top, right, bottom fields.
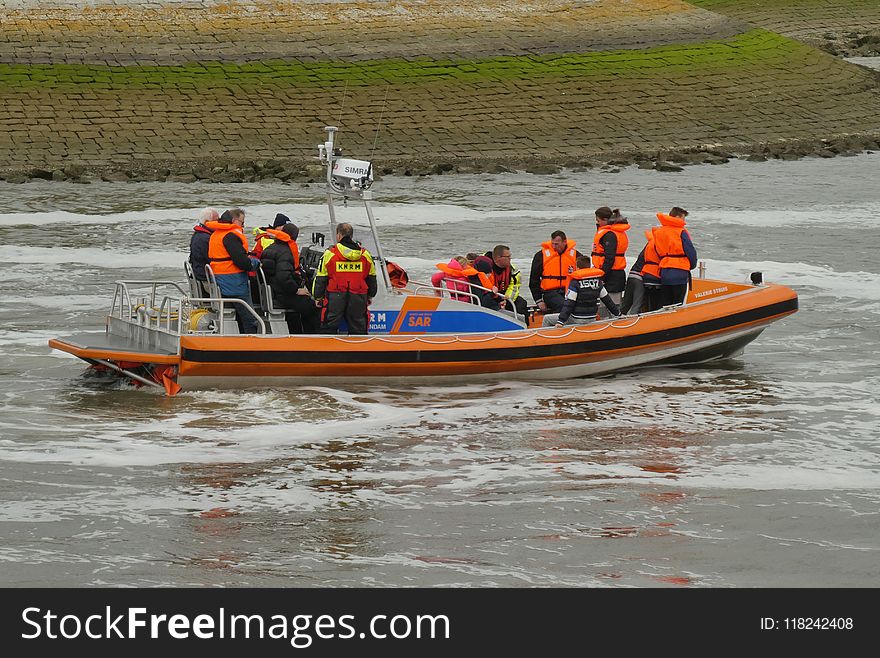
left=652, top=206, right=697, bottom=307
left=591, top=207, right=631, bottom=319
left=312, top=223, right=378, bottom=335
left=528, top=230, right=582, bottom=313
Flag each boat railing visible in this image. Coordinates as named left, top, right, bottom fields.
left=410, top=279, right=482, bottom=305
left=183, top=297, right=267, bottom=335
left=409, top=279, right=526, bottom=325
left=109, top=280, right=188, bottom=336
left=109, top=280, right=266, bottom=336
left=110, top=280, right=189, bottom=315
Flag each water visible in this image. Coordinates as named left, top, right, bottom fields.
left=1, top=154, right=878, bottom=587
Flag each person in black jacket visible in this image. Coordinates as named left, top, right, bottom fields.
left=188, top=207, right=218, bottom=295
left=542, top=256, right=621, bottom=326
left=528, top=230, right=583, bottom=313
left=592, top=207, right=630, bottom=319
left=259, top=224, right=319, bottom=334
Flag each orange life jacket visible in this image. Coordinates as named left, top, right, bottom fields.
left=568, top=267, right=606, bottom=282
left=457, top=265, right=495, bottom=292
left=205, top=221, right=249, bottom=275
left=652, top=213, right=691, bottom=271
left=263, top=228, right=300, bottom=269
left=540, top=239, right=578, bottom=291
left=325, top=245, right=371, bottom=294
left=591, top=223, right=630, bottom=271
left=641, top=230, right=661, bottom=279
left=436, top=262, right=469, bottom=278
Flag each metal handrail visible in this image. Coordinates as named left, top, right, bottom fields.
left=410, top=279, right=481, bottom=305
left=110, top=280, right=188, bottom=320
left=109, top=279, right=266, bottom=335
left=186, top=297, right=267, bottom=335
left=408, top=278, right=525, bottom=325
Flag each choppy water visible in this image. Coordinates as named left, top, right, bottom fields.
left=1, top=154, right=878, bottom=587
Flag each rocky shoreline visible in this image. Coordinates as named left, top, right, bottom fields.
left=3, top=132, right=879, bottom=185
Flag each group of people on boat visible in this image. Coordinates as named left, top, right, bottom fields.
left=188, top=202, right=697, bottom=335
left=189, top=208, right=377, bottom=335
left=433, top=205, right=697, bottom=327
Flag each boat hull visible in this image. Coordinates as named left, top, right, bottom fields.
left=49, top=280, right=797, bottom=392
left=174, top=282, right=796, bottom=388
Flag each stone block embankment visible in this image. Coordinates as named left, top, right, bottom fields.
left=1, top=0, right=880, bottom=183
left=689, top=0, right=880, bottom=56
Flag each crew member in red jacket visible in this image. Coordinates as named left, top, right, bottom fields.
left=311, top=223, right=378, bottom=335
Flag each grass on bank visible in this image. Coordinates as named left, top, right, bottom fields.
left=0, top=29, right=817, bottom=90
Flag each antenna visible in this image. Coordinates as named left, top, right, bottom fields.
left=370, top=85, right=390, bottom=162
left=335, top=80, right=349, bottom=129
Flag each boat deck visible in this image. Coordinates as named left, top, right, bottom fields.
left=48, top=333, right=180, bottom=364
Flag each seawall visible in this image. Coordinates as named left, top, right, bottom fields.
left=1, top=0, right=880, bottom=183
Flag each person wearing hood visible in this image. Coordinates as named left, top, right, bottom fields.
left=188, top=207, right=219, bottom=295
left=621, top=229, right=663, bottom=315
left=312, top=223, right=378, bottom=334
left=251, top=213, right=291, bottom=259
left=205, top=208, right=260, bottom=334
left=591, top=206, right=630, bottom=318
left=259, top=223, right=319, bottom=334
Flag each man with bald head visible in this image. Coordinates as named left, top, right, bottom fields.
left=312, top=223, right=378, bottom=334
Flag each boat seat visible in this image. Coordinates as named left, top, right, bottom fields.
left=203, top=265, right=240, bottom=334
left=256, top=265, right=290, bottom=335
left=183, top=260, right=210, bottom=305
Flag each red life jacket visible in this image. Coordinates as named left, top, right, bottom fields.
left=591, top=223, right=630, bottom=271
left=205, top=221, right=248, bottom=275
left=494, top=263, right=512, bottom=293
left=540, top=239, right=578, bottom=291
left=325, top=245, right=372, bottom=294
